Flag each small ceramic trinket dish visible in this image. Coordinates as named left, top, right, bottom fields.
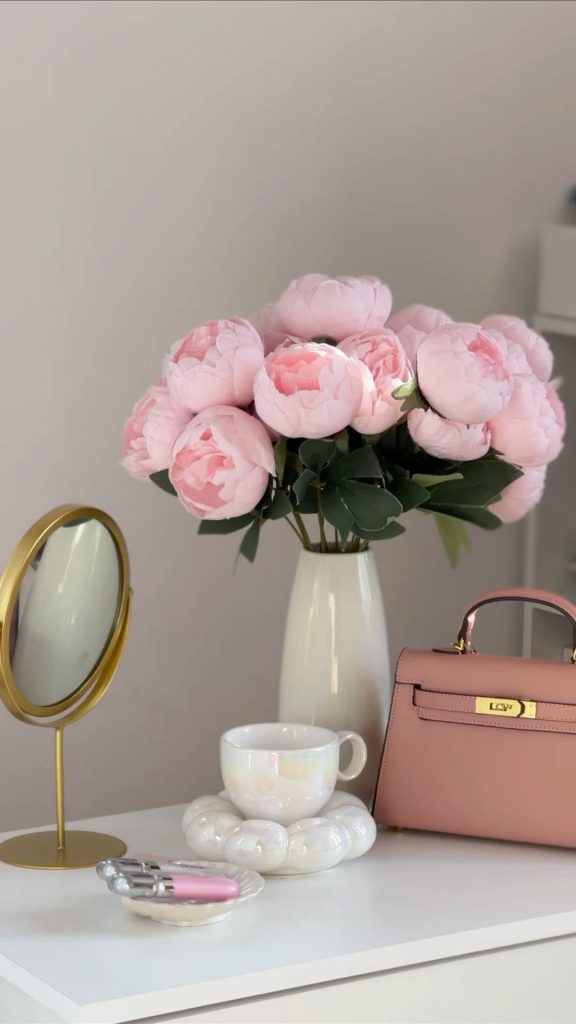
left=182, top=791, right=377, bottom=875
left=108, top=860, right=264, bottom=927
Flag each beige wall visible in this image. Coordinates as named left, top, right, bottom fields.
left=1, top=0, right=575, bottom=829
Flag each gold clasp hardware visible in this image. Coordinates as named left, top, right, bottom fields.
left=475, top=696, right=536, bottom=719
left=451, top=637, right=476, bottom=654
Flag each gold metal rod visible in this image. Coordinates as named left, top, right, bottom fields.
left=55, top=727, right=65, bottom=851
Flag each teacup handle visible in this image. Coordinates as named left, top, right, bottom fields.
left=337, top=731, right=368, bottom=781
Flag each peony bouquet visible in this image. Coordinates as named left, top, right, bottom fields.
left=121, top=274, right=565, bottom=565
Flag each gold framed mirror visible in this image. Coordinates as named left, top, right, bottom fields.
left=0, top=504, right=131, bottom=869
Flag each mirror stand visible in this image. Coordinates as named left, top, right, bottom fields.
left=0, top=725, right=126, bottom=869
left=0, top=504, right=132, bottom=869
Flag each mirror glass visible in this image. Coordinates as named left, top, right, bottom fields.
left=8, top=518, right=121, bottom=707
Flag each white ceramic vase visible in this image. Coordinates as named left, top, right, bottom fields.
left=278, top=550, right=392, bottom=806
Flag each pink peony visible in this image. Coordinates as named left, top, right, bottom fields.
left=485, top=327, right=532, bottom=377
left=481, top=315, right=553, bottom=382
left=164, top=317, right=264, bottom=413
left=489, top=377, right=565, bottom=467
left=338, top=329, right=414, bottom=434
left=490, top=466, right=547, bottom=524
left=121, top=382, right=191, bottom=479
left=417, top=323, right=512, bottom=424
left=396, top=326, right=426, bottom=365
left=249, top=303, right=288, bottom=354
left=276, top=274, right=392, bottom=342
left=386, top=305, right=452, bottom=364
left=253, top=341, right=363, bottom=439
left=408, top=408, right=491, bottom=461
left=386, top=303, right=452, bottom=335
left=169, top=406, right=274, bottom=519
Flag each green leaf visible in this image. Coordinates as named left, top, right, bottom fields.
left=198, top=514, right=255, bottom=535
left=329, top=446, right=384, bottom=483
left=387, top=479, right=430, bottom=511
left=321, top=484, right=354, bottom=542
left=339, top=482, right=403, bottom=531
left=274, top=437, right=287, bottom=484
left=427, top=461, right=522, bottom=508
left=332, top=428, right=350, bottom=454
left=353, top=521, right=407, bottom=541
left=400, top=388, right=427, bottom=414
left=413, top=472, right=463, bottom=488
left=238, top=519, right=261, bottom=563
left=434, top=514, right=470, bottom=569
left=285, top=451, right=303, bottom=474
left=266, top=489, right=292, bottom=520
left=149, top=469, right=177, bottom=496
left=392, top=377, right=416, bottom=399
left=385, top=462, right=411, bottom=480
left=296, top=492, right=318, bottom=514
left=424, top=503, right=502, bottom=530
left=293, top=468, right=316, bottom=505
left=299, top=439, right=337, bottom=473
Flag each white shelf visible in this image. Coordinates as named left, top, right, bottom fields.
left=4, top=805, right=576, bottom=1022
left=533, top=313, right=576, bottom=339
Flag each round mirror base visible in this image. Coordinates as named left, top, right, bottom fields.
left=0, top=830, right=127, bottom=869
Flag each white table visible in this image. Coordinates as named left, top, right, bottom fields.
left=2, top=805, right=576, bottom=1024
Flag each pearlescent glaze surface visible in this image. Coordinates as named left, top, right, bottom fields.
left=182, top=790, right=377, bottom=874
left=220, top=723, right=367, bottom=825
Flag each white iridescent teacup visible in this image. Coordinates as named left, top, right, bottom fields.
left=220, top=723, right=368, bottom=825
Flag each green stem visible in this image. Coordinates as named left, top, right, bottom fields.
left=317, top=491, right=328, bottom=553
left=293, top=511, right=312, bottom=550
left=285, top=516, right=305, bottom=545
left=334, top=527, right=339, bottom=553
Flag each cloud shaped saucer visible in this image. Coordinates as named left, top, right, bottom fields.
left=182, top=790, right=376, bottom=875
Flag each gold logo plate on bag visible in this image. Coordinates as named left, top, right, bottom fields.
left=475, top=697, right=536, bottom=718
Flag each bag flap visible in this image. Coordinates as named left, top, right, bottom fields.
left=396, top=647, right=576, bottom=704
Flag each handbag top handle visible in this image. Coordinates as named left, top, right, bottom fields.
left=455, top=587, right=576, bottom=663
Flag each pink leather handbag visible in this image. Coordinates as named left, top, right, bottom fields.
left=373, top=587, right=576, bottom=848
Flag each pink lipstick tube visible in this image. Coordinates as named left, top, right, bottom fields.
left=110, top=871, right=241, bottom=902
